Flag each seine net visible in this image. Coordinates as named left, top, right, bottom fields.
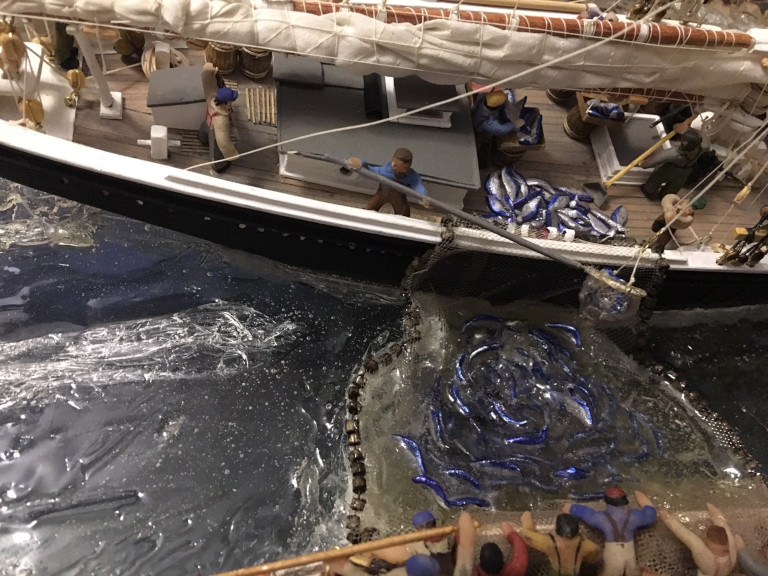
left=335, top=226, right=768, bottom=576
left=403, top=218, right=665, bottom=355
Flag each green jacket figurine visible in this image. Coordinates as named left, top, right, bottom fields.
left=640, top=124, right=709, bottom=200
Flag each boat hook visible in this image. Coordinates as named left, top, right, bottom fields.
left=211, top=522, right=475, bottom=576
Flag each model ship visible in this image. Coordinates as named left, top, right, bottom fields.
left=1, top=0, right=768, bottom=309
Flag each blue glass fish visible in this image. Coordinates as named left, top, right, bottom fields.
left=393, top=434, right=427, bottom=475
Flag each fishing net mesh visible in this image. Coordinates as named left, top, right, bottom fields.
left=403, top=217, right=666, bottom=356
left=333, top=220, right=768, bottom=576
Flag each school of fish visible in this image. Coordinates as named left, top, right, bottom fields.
left=392, top=314, right=663, bottom=508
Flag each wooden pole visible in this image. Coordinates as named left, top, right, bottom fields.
left=459, top=0, right=583, bottom=13
left=212, top=525, right=460, bottom=576
left=603, top=115, right=696, bottom=188
left=294, top=2, right=755, bottom=49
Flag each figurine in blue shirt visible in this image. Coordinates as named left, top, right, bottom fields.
left=564, top=487, right=657, bottom=576
left=348, top=148, right=428, bottom=217
left=472, top=90, right=524, bottom=168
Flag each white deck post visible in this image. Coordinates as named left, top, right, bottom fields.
left=66, top=24, right=123, bottom=119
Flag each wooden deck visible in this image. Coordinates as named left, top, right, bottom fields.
left=71, top=46, right=767, bottom=251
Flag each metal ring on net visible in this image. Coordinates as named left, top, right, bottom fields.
left=584, top=266, right=647, bottom=298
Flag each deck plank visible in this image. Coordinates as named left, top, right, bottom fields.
left=72, top=50, right=768, bottom=250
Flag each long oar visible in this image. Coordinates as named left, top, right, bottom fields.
left=211, top=524, right=462, bottom=576
left=583, top=115, right=696, bottom=198
left=288, top=151, right=646, bottom=298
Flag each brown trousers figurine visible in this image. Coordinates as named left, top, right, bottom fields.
left=366, top=187, right=411, bottom=217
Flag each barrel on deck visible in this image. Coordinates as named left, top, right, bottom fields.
left=239, top=47, right=273, bottom=80
left=563, top=105, right=593, bottom=140
left=205, top=42, right=238, bottom=75
left=185, top=38, right=208, bottom=50
left=545, top=89, right=577, bottom=108
left=493, top=147, right=526, bottom=166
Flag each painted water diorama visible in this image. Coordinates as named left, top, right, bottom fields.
left=2, top=179, right=768, bottom=576
left=2, top=0, right=768, bottom=574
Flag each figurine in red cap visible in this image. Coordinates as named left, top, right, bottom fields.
left=199, top=62, right=240, bottom=173
left=563, top=487, right=657, bottom=576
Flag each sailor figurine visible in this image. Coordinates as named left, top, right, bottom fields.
left=200, top=62, right=239, bottom=174
left=0, top=20, right=25, bottom=80
left=329, top=510, right=456, bottom=576
left=649, top=194, right=706, bottom=253
left=473, top=522, right=528, bottom=576
left=564, top=487, right=657, bottom=576
left=640, top=124, right=709, bottom=200
left=656, top=502, right=737, bottom=576
left=347, top=148, right=428, bottom=217
left=12, top=98, right=44, bottom=132
left=471, top=90, right=524, bottom=168
left=519, top=511, right=601, bottom=576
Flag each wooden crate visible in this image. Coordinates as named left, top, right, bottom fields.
left=576, top=91, right=627, bottom=128
left=497, top=106, right=546, bottom=153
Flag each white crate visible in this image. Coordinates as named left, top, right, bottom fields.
left=147, top=66, right=207, bottom=131
left=590, top=113, right=670, bottom=186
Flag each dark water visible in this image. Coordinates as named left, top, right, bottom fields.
left=645, top=309, right=768, bottom=470
left=1, top=181, right=767, bottom=575
left=0, top=182, right=402, bottom=575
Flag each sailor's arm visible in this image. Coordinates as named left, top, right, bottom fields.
left=454, top=512, right=476, bottom=576
left=369, top=544, right=411, bottom=565
left=478, top=114, right=516, bottom=136
left=201, top=62, right=219, bottom=100
left=639, top=148, right=681, bottom=169
left=708, top=504, right=737, bottom=567
left=502, top=522, right=529, bottom=574
left=517, top=526, right=551, bottom=554
left=212, top=114, right=239, bottom=159
left=406, top=173, right=428, bottom=196
left=659, top=509, right=717, bottom=574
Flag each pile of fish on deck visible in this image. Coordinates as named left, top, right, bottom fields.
left=484, top=167, right=628, bottom=241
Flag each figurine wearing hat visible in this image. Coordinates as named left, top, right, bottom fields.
left=200, top=62, right=239, bottom=173
left=471, top=89, right=524, bottom=168
left=564, top=487, right=657, bottom=576
left=371, top=510, right=455, bottom=573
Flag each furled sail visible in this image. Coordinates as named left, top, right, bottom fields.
left=1, top=0, right=767, bottom=101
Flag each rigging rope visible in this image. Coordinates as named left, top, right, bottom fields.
left=184, top=0, right=683, bottom=172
